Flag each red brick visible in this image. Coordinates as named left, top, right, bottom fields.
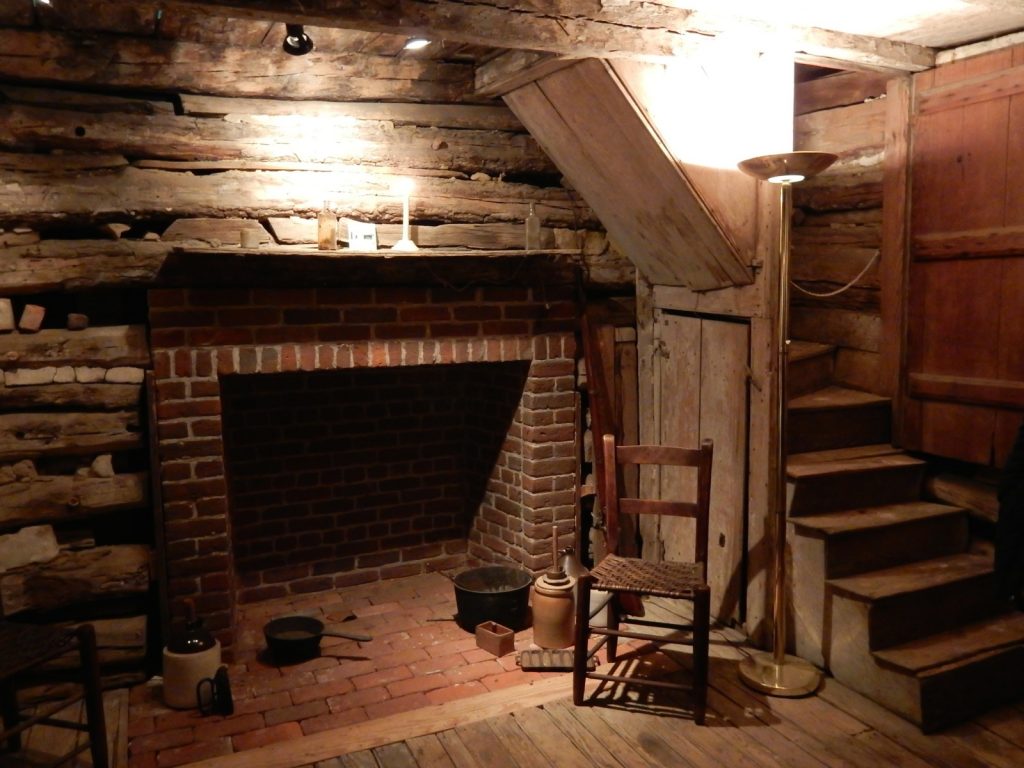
left=128, top=717, right=155, bottom=738
left=252, top=288, right=316, bottom=305
left=365, top=692, right=428, bottom=720
left=232, top=691, right=291, bottom=716
left=345, top=307, right=396, bottom=323
left=480, top=668, right=534, bottom=691
left=152, top=310, right=216, bottom=328
left=231, top=722, right=303, bottom=752
left=326, top=685, right=389, bottom=713
left=424, top=681, right=487, bottom=705
left=299, top=707, right=368, bottom=735
left=314, top=659, right=375, bottom=684
left=453, top=305, right=501, bottom=321
left=151, top=329, right=187, bottom=347
left=399, top=306, right=450, bottom=322
left=443, top=658, right=504, bottom=684
left=263, top=700, right=329, bottom=726
left=193, top=713, right=264, bottom=741
left=290, top=677, right=354, bottom=705
left=386, top=672, right=448, bottom=698
left=129, top=727, right=194, bottom=754
left=189, top=288, right=251, bottom=306
left=155, top=738, right=233, bottom=768
left=350, top=665, right=411, bottom=690
left=219, top=308, right=281, bottom=326
left=410, top=652, right=466, bottom=675
left=149, top=289, right=187, bottom=308
left=128, top=748, right=158, bottom=768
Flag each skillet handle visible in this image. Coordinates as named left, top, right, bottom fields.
left=322, top=630, right=372, bottom=642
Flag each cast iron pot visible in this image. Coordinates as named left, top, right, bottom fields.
left=263, top=615, right=372, bottom=664
left=453, top=565, right=533, bottom=632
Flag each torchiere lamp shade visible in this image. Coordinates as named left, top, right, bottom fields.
left=738, top=151, right=838, bottom=183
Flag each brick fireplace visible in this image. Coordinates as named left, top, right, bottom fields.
left=148, top=283, right=578, bottom=651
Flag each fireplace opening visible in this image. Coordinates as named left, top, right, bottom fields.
left=220, top=361, right=531, bottom=604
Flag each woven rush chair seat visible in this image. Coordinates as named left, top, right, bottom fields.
left=589, top=554, right=704, bottom=599
left=574, top=434, right=714, bottom=724
left=0, top=622, right=108, bottom=768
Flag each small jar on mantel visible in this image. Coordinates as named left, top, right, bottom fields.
left=317, top=201, right=338, bottom=250
left=525, top=202, right=541, bottom=251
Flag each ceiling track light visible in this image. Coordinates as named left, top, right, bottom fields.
left=403, top=37, right=431, bottom=51
left=283, top=24, right=314, bottom=56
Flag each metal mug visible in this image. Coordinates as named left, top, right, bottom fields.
left=196, top=666, right=233, bottom=716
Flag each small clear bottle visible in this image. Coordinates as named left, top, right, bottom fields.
left=525, top=202, right=540, bottom=250
left=317, top=200, right=337, bottom=250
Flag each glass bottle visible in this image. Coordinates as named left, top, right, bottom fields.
left=167, top=598, right=215, bottom=654
left=317, top=200, right=337, bottom=250
left=525, top=202, right=540, bottom=251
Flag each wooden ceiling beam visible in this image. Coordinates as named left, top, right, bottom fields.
left=0, top=28, right=477, bottom=102
left=145, top=0, right=935, bottom=72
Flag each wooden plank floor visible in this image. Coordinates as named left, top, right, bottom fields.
left=8, top=688, right=130, bottom=768
left=313, top=666, right=1024, bottom=768
left=183, top=600, right=1023, bottom=768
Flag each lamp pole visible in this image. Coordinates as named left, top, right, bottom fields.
left=737, top=151, right=837, bottom=697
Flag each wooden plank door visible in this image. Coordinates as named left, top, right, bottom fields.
left=903, top=46, right=1024, bottom=466
left=644, top=310, right=749, bottom=622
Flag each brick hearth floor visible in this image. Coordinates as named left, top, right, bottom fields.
left=127, top=572, right=565, bottom=768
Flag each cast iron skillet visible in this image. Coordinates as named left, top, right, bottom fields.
left=263, top=615, right=372, bottom=664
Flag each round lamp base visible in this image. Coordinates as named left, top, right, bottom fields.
left=738, top=650, right=822, bottom=698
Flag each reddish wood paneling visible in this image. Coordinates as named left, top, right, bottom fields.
left=904, top=44, right=1024, bottom=465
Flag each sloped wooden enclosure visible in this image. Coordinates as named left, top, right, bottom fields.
left=502, top=59, right=753, bottom=291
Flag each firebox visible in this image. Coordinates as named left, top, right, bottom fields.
left=149, top=284, right=578, bottom=651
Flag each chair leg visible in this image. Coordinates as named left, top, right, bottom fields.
left=572, top=574, right=593, bottom=705
left=0, top=681, right=21, bottom=753
left=77, top=625, right=108, bottom=768
left=692, top=587, right=711, bottom=725
left=606, top=594, right=621, bottom=663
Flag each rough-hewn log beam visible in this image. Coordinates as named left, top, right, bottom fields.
left=0, top=545, right=151, bottom=615
left=0, top=165, right=596, bottom=229
left=0, top=29, right=477, bottom=102
left=0, top=383, right=142, bottom=410
left=0, top=412, right=142, bottom=461
left=0, top=241, right=171, bottom=294
left=149, top=0, right=935, bottom=72
left=0, top=103, right=553, bottom=174
left=0, top=326, right=150, bottom=367
left=0, top=472, right=148, bottom=530
left=0, top=109, right=526, bottom=169
left=178, top=95, right=522, bottom=131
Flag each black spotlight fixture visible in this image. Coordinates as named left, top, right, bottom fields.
left=283, top=24, right=314, bottom=56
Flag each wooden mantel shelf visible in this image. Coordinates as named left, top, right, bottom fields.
left=171, top=245, right=581, bottom=259
left=159, top=244, right=585, bottom=288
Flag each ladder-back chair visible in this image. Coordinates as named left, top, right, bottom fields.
left=573, top=433, right=714, bottom=723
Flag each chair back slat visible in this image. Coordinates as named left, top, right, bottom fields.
left=619, top=499, right=698, bottom=518
left=601, top=433, right=714, bottom=572
left=615, top=444, right=703, bottom=467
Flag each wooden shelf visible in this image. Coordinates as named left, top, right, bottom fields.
left=171, top=245, right=581, bottom=259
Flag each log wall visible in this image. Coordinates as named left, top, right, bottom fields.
left=793, top=74, right=889, bottom=394
left=0, top=17, right=625, bottom=671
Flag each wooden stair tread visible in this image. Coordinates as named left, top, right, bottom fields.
left=789, top=385, right=890, bottom=411
left=829, top=551, right=992, bottom=601
left=873, top=610, right=1024, bottom=676
left=787, top=451, right=925, bottom=480
left=790, top=501, right=964, bottom=536
left=788, top=443, right=904, bottom=467
left=788, top=340, right=835, bottom=362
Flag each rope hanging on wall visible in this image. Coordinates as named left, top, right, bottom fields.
left=790, top=249, right=880, bottom=298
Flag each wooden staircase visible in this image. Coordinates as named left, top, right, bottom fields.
left=786, top=341, right=1024, bottom=732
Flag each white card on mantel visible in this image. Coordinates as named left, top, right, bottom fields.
left=343, top=218, right=377, bottom=252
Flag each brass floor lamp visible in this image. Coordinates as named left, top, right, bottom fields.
left=737, top=151, right=838, bottom=697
